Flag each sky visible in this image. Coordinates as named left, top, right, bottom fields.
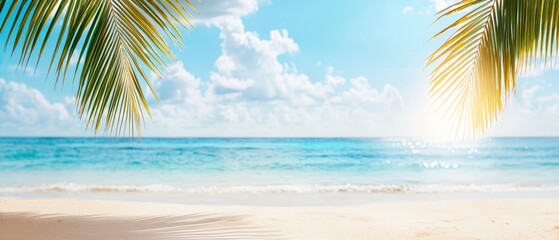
left=1, top=0, right=559, bottom=137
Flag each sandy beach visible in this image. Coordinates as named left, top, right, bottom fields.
left=1, top=198, right=558, bottom=240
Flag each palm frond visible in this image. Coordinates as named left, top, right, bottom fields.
left=0, top=0, right=195, bottom=136
left=429, top=0, right=559, bottom=137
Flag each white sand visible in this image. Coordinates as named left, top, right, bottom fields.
left=1, top=198, right=559, bottom=240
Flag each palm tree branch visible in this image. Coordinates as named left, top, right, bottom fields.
left=429, top=0, right=521, bottom=136
left=0, top=0, right=195, bottom=136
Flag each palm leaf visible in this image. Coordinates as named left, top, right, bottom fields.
left=429, top=0, right=559, bottom=137
left=0, top=0, right=195, bottom=136
left=429, top=0, right=513, bottom=137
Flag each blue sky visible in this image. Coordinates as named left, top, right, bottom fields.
left=1, top=0, right=559, bottom=137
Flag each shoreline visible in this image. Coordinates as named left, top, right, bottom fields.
left=1, top=198, right=558, bottom=239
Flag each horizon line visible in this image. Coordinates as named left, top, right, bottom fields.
left=1, top=136, right=558, bottom=139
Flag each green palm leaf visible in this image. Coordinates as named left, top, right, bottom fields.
left=429, top=0, right=559, bottom=137
left=0, top=0, right=195, bottom=136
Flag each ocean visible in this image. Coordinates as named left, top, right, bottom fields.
left=1, top=137, right=558, bottom=205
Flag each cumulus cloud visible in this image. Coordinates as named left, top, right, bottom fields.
left=144, top=16, right=405, bottom=137
left=490, top=81, right=559, bottom=136
left=151, top=61, right=201, bottom=103
left=192, top=0, right=261, bottom=25
left=0, top=79, right=82, bottom=136
left=209, top=20, right=300, bottom=101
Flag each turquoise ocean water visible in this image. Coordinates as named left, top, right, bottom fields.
left=1, top=137, right=558, bottom=205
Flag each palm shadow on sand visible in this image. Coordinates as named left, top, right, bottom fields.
left=0, top=212, right=284, bottom=240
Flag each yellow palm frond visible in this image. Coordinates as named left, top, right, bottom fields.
left=429, top=0, right=559, bottom=137
left=0, top=0, right=195, bottom=136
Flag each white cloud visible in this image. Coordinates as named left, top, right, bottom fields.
left=144, top=15, right=405, bottom=137
left=490, top=81, right=559, bottom=136
left=151, top=61, right=201, bottom=103
left=211, top=74, right=255, bottom=93
left=209, top=20, right=300, bottom=101
left=0, top=79, right=82, bottom=136
left=192, top=0, right=261, bottom=25
left=402, top=6, right=414, bottom=14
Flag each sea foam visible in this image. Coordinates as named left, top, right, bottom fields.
left=1, top=183, right=558, bottom=194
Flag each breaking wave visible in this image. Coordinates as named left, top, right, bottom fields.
left=1, top=183, right=559, bottom=194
